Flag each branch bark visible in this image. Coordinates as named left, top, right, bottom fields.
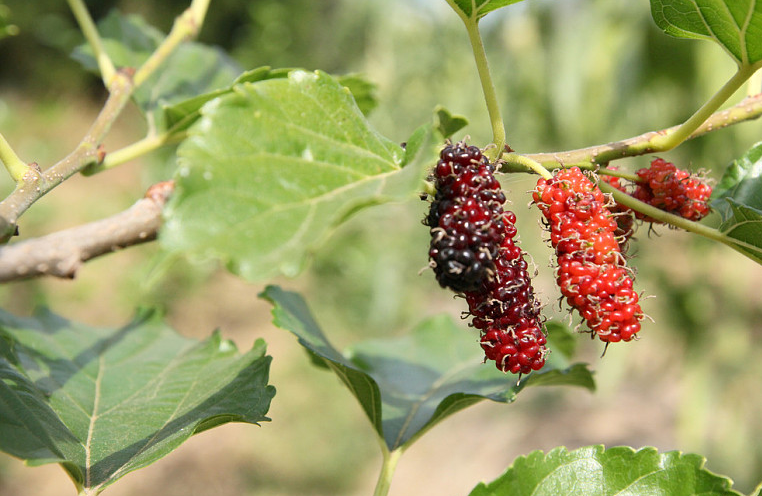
left=0, top=181, right=174, bottom=282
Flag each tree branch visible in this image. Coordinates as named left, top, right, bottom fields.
left=500, top=92, right=762, bottom=172
left=0, top=181, right=174, bottom=282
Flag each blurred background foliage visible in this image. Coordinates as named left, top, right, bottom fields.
left=0, top=0, right=761, bottom=495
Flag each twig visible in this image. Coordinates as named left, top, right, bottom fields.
left=501, top=92, right=762, bottom=172
left=0, top=181, right=174, bottom=282
left=0, top=70, right=134, bottom=241
left=67, top=0, right=116, bottom=86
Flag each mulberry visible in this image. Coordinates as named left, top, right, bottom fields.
left=424, top=141, right=547, bottom=374
left=534, top=167, right=643, bottom=343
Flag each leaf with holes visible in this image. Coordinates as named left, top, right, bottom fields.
left=469, top=445, right=742, bottom=496
left=161, top=70, right=433, bottom=282
left=650, top=0, right=762, bottom=68
left=260, top=285, right=594, bottom=451
left=0, top=308, right=274, bottom=495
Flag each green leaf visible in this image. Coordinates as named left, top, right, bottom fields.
left=448, top=0, right=527, bottom=19
left=712, top=142, right=762, bottom=263
left=469, top=445, right=743, bottom=496
left=0, top=308, right=274, bottom=494
left=434, top=105, right=469, bottom=139
left=162, top=69, right=377, bottom=135
left=335, top=73, right=379, bottom=116
left=72, top=10, right=241, bottom=130
left=649, top=0, right=762, bottom=68
left=162, top=70, right=431, bottom=281
left=161, top=66, right=291, bottom=134
left=717, top=199, right=762, bottom=263
left=544, top=320, right=577, bottom=361
left=260, top=286, right=594, bottom=452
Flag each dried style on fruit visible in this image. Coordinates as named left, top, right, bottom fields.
left=425, top=142, right=547, bottom=374
left=534, top=167, right=643, bottom=343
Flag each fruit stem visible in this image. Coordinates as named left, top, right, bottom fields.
left=596, top=167, right=640, bottom=183
left=445, top=0, right=505, bottom=160
left=651, top=65, right=757, bottom=152
left=67, top=0, right=116, bottom=87
left=598, top=181, right=761, bottom=260
left=502, top=153, right=552, bottom=180
left=373, top=447, right=403, bottom=496
left=0, top=131, right=29, bottom=182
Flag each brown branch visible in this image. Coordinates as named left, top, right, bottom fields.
left=501, top=92, right=762, bottom=172
left=0, top=181, right=174, bottom=282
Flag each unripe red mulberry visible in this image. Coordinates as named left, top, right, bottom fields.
left=632, top=158, right=712, bottom=222
left=533, top=167, right=643, bottom=343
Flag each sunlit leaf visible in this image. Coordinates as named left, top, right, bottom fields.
left=0, top=308, right=274, bottom=494
left=162, top=70, right=432, bottom=282
left=261, top=285, right=594, bottom=451
left=469, top=445, right=742, bottom=496
left=448, top=0, right=527, bottom=19
left=162, top=69, right=377, bottom=134
left=650, top=0, right=762, bottom=68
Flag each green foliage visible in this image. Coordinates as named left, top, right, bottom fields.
left=162, top=70, right=434, bottom=281
left=650, top=0, right=762, bottom=68
left=713, top=142, right=762, bottom=263
left=447, top=0, right=527, bottom=20
left=72, top=10, right=241, bottom=131
left=260, top=285, right=594, bottom=452
left=0, top=308, right=274, bottom=494
left=469, top=445, right=743, bottom=496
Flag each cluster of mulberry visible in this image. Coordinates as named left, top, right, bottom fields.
left=425, top=142, right=547, bottom=374
left=533, top=167, right=643, bottom=343
left=606, top=158, right=712, bottom=224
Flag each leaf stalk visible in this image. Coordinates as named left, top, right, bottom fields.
left=373, top=447, right=403, bottom=496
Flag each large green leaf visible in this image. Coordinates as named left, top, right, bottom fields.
left=650, top=0, right=762, bottom=68
left=161, top=69, right=377, bottom=136
left=161, top=70, right=433, bottom=282
left=448, top=0, right=527, bottom=19
left=712, top=141, right=762, bottom=264
left=260, top=286, right=594, bottom=452
left=0, top=308, right=274, bottom=495
left=469, top=445, right=742, bottom=496
left=72, top=10, right=241, bottom=131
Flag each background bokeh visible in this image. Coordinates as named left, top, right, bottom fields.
left=1, top=0, right=762, bottom=495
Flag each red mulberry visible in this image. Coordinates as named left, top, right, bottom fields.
left=424, top=141, right=547, bottom=374
left=533, top=167, right=643, bottom=343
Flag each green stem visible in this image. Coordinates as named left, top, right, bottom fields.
left=651, top=66, right=756, bottom=152
left=133, top=0, right=211, bottom=87
left=84, top=130, right=187, bottom=175
left=445, top=0, right=505, bottom=159
left=596, top=167, right=640, bottom=183
left=373, top=447, right=403, bottom=496
left=67, top=0, right=116, bottom=86
left=502, top=153, right=552, bottom=180
left=0, top=131, right=28, bottom=182
left=599, top=181, right=758, bottom=259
